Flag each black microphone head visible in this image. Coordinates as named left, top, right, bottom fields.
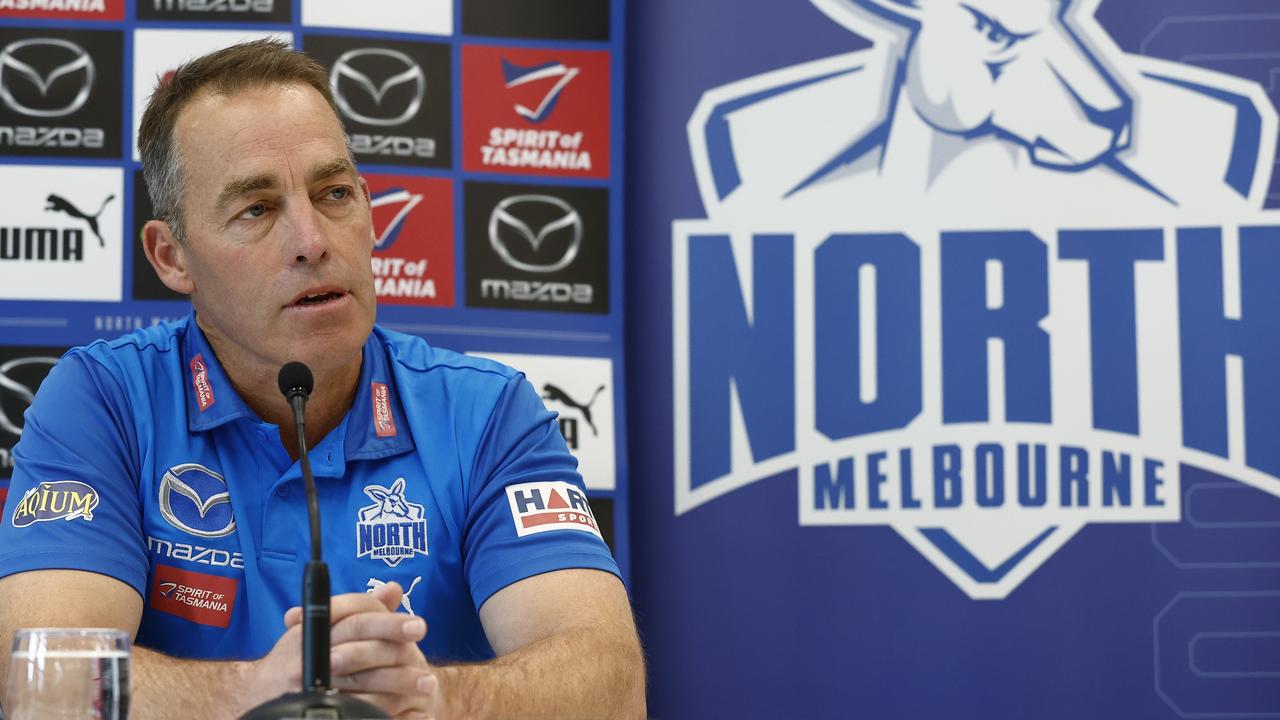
left=278, top=361, right=314, bottom=399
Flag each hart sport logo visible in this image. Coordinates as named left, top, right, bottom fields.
left=505, top=480, right=603, bottom=539
left=673, top=0, right=1280, bottom=599
left=356, top=477, right=428, bottom=567
left=462, top=46, right=610, bottom=179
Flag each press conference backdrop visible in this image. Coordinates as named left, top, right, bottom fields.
left=0, top=0, right=628, bottom=581
left=627, top=0, right=1280, bottom=718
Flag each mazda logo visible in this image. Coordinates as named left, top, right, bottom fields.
left=488, top=195, right=583, bottom=274
left=330, top=48, right=424, bottom=127
left=0, top=38, right=94, bottom=118
left=0, top=357, right=58, bottom=437
left=158, top=462, right=236, bottom=538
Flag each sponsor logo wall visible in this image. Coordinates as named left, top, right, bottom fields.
left=628, top=0, right=1280, bottom=717
left=0, top=1, right=629, bottom=584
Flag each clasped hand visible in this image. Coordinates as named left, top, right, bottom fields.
left=249, top=581, right=442, bottom=720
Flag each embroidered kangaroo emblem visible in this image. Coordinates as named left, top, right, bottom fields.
left=362, top=477, right=412, bottom=520
left=542, top=383, right=606, bottom=437
left=366, top=575, right=423, bottom=615
left=45, top=193, right=115, bottom=247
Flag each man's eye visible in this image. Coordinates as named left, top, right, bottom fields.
left=328, top=187, right=350, bottom=201
left=242, top=203, right=267, bottom=219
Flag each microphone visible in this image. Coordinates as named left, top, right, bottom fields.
left=239, top=362, right=387, bottom=719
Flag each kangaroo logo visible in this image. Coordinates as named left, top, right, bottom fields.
left=356, top=477, right=429, bottom=567
left=674, top=0, right=1280, bottom=600
left=45, top=193, right=114, bottom=247
left=690, top=0, right=1273, bottom=220
left=543, top=383, right=606, bottom=437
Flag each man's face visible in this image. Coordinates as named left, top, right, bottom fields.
left=171, top=82, right=376, bottom=376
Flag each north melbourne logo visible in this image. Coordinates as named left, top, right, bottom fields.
left=356, top=477, right=428, bottom=567
left=674, top=0, right=1280, bottom=598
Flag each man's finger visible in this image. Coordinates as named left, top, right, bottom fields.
left=332, top=665, right=437, bottom=696
left=330, top=611, right=427, bottom=646
left=284, top=583, right=403, bottom=627
left=348, top=691, right=430, bottom=718
left=331, top=638, right=424, bottom=676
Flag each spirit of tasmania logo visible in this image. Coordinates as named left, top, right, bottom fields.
left=673, top=0, right=1280, bottom=599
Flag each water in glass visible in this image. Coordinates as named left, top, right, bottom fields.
left=6, top=628, right=130, bottom=720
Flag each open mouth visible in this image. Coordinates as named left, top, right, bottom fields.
left=290, top=289, right=348, bottom=308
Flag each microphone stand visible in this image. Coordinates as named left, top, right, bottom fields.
left=240, top=363, right=387, bottom=719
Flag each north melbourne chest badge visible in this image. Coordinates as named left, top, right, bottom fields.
left=356, top=477, right=428, bottom=567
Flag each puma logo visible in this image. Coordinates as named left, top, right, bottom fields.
left=543, top=383, right=606, bottom=437
left=366, top=576, right=423, bottom=615
left=45, top=193, right=114, bottom=247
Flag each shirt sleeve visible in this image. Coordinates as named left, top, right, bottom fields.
left=0, top=350, right=148, bottom=598
left=462, top=372, right=620, bottom=609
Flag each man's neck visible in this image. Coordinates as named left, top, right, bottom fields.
left=196, top=317, right=362, bottom=462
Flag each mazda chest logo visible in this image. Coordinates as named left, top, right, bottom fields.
left=488, top=195, right=582, bottom=273
left=0, top=38, right=94, bottom=118
left=331, top=48, right=424, bottom=127
left=158, top=462, right=236, bottom=538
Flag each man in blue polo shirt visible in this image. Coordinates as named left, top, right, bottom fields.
left=0, top=40, right=644, bottom=720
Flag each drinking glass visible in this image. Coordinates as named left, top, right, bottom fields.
left=5, top=628, right=130, bottom=720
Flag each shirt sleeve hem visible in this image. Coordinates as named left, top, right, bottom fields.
left=470, top=549, right=621, bottom=611
left=0, top=549, right=147, bottom=601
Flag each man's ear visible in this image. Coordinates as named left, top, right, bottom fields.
left=141, top=219, right=195, bottom=295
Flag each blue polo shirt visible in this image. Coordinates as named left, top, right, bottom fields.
left=0, top=315, right=618, bottom=662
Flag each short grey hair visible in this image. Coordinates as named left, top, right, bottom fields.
left=137, top=39, right=347, bottom=243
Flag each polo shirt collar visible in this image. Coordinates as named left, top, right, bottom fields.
left=182, top=313, right=415, bottom=461
left=183, top=313, right=257, bottom=432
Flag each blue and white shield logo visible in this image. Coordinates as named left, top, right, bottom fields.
left=158, top=463, right=235, bottom=538
left=674, top=0, right=1280, bottom=599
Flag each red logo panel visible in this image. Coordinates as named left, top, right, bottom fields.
left=0, top=0, right=124, bottom=20
left=0, top=486, right=7, bottom=527
left=190, top=354, right=215, bottom=411
left=366, top=174, right=455, bottom=308
left=149, top=564, right=237, bottom=628
left=462, top=46, right=611, bottom=179
left=371, top=382, right=397, bottom=438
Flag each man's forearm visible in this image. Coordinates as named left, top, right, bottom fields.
left=131, top=646, right=257, bottom=720
left=437, top=624, right=645, bottom=720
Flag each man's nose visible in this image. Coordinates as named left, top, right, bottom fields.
left=284, top=199, right=329, bottom=264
